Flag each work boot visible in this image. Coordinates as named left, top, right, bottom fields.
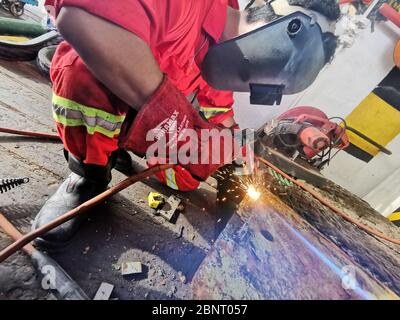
left=32, top=154, right=113, bottom=251
left=114, top=149, right=135, bottom=174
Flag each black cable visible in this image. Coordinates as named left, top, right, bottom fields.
left=314, top=116, right=347, bottom=168
left=328, top=116, right=348, bottom=147
left=245, top=0, right=257, bottom=10
left=190, top=90, right=199, bottom=104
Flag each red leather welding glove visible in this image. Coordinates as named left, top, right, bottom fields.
left=119, top=76, right=241, bottom=184
left=147, top=157, right=201, bottom=191
left=145, top=126, right=252, bottom=192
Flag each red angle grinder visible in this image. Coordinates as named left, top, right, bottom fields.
left=217, top=106, right=350, bottom=209
left=254, top=106, right=350, bottom=188
left=262, top=106, right=349, bottom=164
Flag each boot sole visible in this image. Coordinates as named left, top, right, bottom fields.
left=32, top=236, right=73, bottom=253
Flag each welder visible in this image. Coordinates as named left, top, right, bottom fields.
left=33, top=0, right=341, bottom=249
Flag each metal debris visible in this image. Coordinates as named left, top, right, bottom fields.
left=82, top=246, right=90, bottom=255
left=93, top=282, right=114, bottom=300
left=112, top=264, right=121, bottom=271
left=121, top=262, right=143, bottom=276
left=168, top=286, right=177, bottom=297
left=176, top=225, right=184, bottom=238
left=158, top=268, right=165, bottom=277
left=157, top=195, right=183, bottom=222
left=178, top=271, right=187, bottom=284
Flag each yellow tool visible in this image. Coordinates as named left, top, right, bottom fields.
left=0, top=35, right=30, bottom=43
left=148, top=192, right=165, bottom=210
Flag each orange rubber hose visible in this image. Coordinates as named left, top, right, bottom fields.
left=0, top=164, right=175, bottom=263
left=0, top=127, right=61, bottom=140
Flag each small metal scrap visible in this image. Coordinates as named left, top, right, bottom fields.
left=93, top=282, right=114, bottom=300
left=178, top=271, right=187, bottom=284
left=121, top=262, right=143, bottom=276
left=157, top=195, right=183, bottom=223
left=176, top=225, right=184, bottom=238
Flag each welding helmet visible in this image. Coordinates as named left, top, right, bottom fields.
left=201, top=0, right=337, bottom=105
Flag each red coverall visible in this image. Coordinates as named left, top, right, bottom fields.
left=46, top=0, right=239, bottom=191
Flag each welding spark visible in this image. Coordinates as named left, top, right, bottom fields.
left=247, top=185, right=261, bottom=201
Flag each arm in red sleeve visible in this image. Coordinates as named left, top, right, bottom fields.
left=55, top=6, right=163, bottom=108
left=45, top=0, right=154, bottom=45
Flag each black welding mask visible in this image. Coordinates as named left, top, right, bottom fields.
left=201, top=4, right=336, bottom=105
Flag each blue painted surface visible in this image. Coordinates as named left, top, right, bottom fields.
left=20, top=0, right=38, bottom=6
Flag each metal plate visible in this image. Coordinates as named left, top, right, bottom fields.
left=158, top=195, right=181, bottom=222
left=121, top=262, right=142, bottom=276
left=93, top=282, right=114, bottom=300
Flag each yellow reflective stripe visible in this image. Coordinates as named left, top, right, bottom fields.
left=199, top=106, right=231, bottom=112
left=52, top=94, right=125, bottom=123
left=199, top=106, right=231, bottom=119
left=53, top=112, right=121, bottom=138
left=165, top=168, right=179, bottom=190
